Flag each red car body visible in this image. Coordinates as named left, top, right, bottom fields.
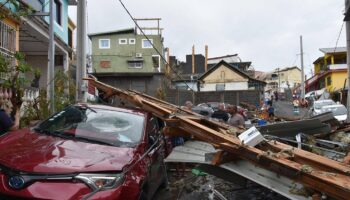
left=0, top=104, right=168, bottom=200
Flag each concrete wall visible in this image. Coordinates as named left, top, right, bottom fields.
left=165, top=89, right=261, bottom=106
left=44, top=0, right=70, bottom=44
left=200, top=82, right=248, bottom=91
left=91, top=33, right=165, bottom=73
left=26, top=55, right=64, bottom=89
left=327, top=71, right=347, bottom=91
left=95, top=74, right=165, bottom=97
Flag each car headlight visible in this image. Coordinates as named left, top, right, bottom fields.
left=75, top=173, right=124, bottom=190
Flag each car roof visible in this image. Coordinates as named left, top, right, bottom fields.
left=75, top=103, right=147, bottom=116
left=321, top=104, right=346, bottom=109
left=314, top=99, right=335, bottom=103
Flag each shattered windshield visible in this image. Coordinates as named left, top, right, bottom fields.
left=36, top=106, right=145, bottom=147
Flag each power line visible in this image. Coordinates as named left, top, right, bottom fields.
left=117, top=0, right=195, bottom=92
left=333, top=21, right=345, bottom=54
left=291, top=54, right=299, bottom=66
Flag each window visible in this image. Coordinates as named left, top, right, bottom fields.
left=129, top=38, right=136, bottom=44
left=100, top=61, right=111, bottom=68
left=326, top=76, right=332, bottom=86
left=128, top=61, right=143, bottom=68
left=0, top=20, right=16, bottom=78
left=216, top=83, right=225, bottom=91
left=68, top=28, right=73, bottom=48
left=99, top=39, right=110, bottom=49
left=152, top=55, right=160, bottom=69
left=220, top=71, right=225, bottom=80
left=53, top=0, right=62, bottom=26
left=119, top=38, right=127, bottom=45
left=142, top=39, right=153, bottom=48
left=0, top=20, right=16, bottom=55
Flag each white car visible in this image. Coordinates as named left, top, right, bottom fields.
left=311, top=99, right=336, bottom=116
left=320, top=104, right=348, bottom=122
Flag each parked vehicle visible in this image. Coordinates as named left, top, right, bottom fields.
left=197, top=102, right=228, bottom=111
left=197, top=102, right=248, bottom=119
left=192, top=105, right=214, bottom=117
left=320, top=104, right=348, bottom=122
left=310, top=99, right=336, bottom=116
left=0, top=104, right=168, bottom=200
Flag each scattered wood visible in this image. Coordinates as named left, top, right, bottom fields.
left=85, top=78, right=350, bottom=200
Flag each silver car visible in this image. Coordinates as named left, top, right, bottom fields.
left=310, top=99, right=336, bottom=116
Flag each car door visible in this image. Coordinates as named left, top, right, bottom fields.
left=146, top=116, right=166, bottom=197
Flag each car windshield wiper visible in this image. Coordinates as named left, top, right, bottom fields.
left=74, top=135, right=117, bottom=146
left=52, top=131, right=75, bottom=139
left=80, top=105, right=97, bottom=113
left=33, top=127, right=52, bottom=135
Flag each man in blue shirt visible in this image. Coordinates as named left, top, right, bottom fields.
left=0, top=102, right=19, bottom=135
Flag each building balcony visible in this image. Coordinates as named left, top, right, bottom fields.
left=328, top=64, right=347, bottom=70
left=21, top=0, right=44, bottom=12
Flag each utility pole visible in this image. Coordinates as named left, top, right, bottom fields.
left=277, top=68, right=280, bottom=92
left=300, top=35, right=305, bottom=99
left=47, top=0, right=55, bottom=114
left=345, top=0, right=350, bottom=122
left=76, top=0, right=87, bottom=102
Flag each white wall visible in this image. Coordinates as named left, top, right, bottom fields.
left=26, top=56, right=64, bottom=89
left=200, top=82, right=248, bottom=91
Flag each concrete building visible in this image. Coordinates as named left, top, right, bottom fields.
left=89, top=27, right=166, bottom=96
left=306, top=47, right=347, bottom=93
left=0, top=0, right=77, bottom=89
left=256, top=66, right=301, bottom=92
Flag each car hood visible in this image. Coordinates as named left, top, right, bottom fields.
left=0, top=129, right=137, bottom=173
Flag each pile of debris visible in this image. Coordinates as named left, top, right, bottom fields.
left=87, top=78, right=350, bottom=200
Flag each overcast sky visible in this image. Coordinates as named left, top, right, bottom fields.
left=69, top=0, right=346, bottom=76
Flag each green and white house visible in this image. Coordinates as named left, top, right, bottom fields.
left=89, top=28, right=166, bottom=96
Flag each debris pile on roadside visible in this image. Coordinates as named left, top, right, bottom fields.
left=87, top=78, right=350, bottom=200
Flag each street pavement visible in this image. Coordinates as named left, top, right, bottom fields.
left=273, top=100, right=309, bottom=120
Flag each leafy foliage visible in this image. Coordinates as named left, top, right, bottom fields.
left=0, top=0, right=35, bottom=20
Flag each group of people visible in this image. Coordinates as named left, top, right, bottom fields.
left=170, top=101, right=246, bottom=177
left=211, top=103, right=245, bottom=128
left=292, top=97, right=309, bottom=109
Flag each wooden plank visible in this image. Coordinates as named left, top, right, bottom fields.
left=85, top=78, right=350, bottom=200
left=267, top=141, right=350, bottom=176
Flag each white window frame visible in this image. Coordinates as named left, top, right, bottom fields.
left=142, top=39, right=153, bottom=48
left=129, top=38, right=136, bottom=44
left=99, top=39, right=110, bottom=49
left=119, top=38, right=127, bottom=45
left=128, top=61, right=143, bottom=69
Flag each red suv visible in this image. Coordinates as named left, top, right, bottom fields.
left=0, top=104, right=168, bottom=200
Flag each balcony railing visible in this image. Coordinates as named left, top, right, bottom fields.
left=21, top=0, right=44, bottom=12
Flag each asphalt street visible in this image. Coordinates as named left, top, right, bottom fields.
left=273, top=100, right=309, bottom=120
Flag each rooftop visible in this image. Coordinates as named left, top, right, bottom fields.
left=319, top=47, right=347, bottom=54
